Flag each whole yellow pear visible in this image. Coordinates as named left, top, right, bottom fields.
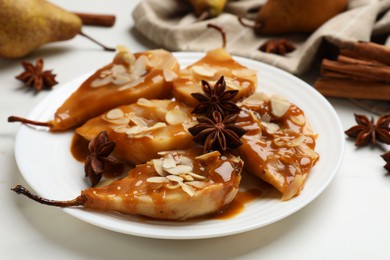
left=253, top=0, right=349, bottom=35
left=0, top=0, right=82, bottom=58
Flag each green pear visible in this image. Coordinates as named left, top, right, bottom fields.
left=0, top=0, right=113, bottom=58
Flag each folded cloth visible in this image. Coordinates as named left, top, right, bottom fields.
left=132, top=0, right=390, bottom=114
left=132, top=0, right=389, bottom=75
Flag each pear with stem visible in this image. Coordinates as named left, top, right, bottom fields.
left=0, top=0, right=114, bottom=58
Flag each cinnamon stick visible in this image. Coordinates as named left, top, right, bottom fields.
left=321, top=59, right=390, bottom=82
left=314, top=78, right=390, bottom=100
left=73, top=12, right=116, bottom=27
left=340, top=41, right=390, bottom=66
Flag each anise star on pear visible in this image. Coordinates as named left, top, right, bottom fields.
left=85, top=131, right=121, bottom=187
left=345, top=114, right=390, bottom=147
left=191, top=76, right=240, bottom=117
left=188, top=111, right=247, bottom=153
left=259, top=38, right=296, bottom=56
left=381, top=151, right=390, bottom=173
left=15, top=58, right=58, bottom=92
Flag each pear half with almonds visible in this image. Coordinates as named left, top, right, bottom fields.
left=235, top=93, right=319, bottom=201
left=13, top=149, right=243, bottom=220
left=9, top=47, right=179, bottom=131
left=76, top=98, right=198, bottom=165
left=172, top=48, right=257, bottom=107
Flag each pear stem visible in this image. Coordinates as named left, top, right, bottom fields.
left=207, top=23, right=226, bottom=49
left=11, top=185, right=87, bottom=208
left=8, top=115, right=51, bottom=127
left=238, top=17, right=262, bottom=30
left=79, top=31, right=116, bottom=52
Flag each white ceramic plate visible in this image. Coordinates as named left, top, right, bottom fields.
left=14, top=52, right=344, bottom=239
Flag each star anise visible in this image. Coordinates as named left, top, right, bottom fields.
left=345, top=114, right=390, bottom=147
left=259, top=38, right=296, bottom=56
left=381, top=151, right=390, bottom=173
left=15, top=58, right=58, bottom=91
left=191, top=76, right=240, bottom=117
left=84, top=131, right=122, bottom=187
left=188, top=111, right=246, bottom=153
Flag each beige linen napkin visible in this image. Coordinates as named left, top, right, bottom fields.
left=132, top=0, right=390, bottom=113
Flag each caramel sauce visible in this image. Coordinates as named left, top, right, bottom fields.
left=213, top=189, right=263, bottom=220
left=71, top=133, right=90, bottom=162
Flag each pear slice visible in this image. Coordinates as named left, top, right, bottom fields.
left=76, top=99, right=198, bottom=165
left=235, top=93, right=319, bottom=200
left=12, top=149, right=243, bottom=220
left=172, top=47, right=257, bottom=107
left=9, top=47, right=179, bottom=131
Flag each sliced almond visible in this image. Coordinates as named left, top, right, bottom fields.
left=137, top=98, right=156, bottom=107
left=163, top=69, right=177, bottom=82
left=152, top=159, right=165, bottom=176
left=290, top=114, right=306, bottom=126
left=270, top=95, right=291, bottom=117
left=166, top=175, right=183, bottom=183
left=195, top=150, right=221, bottom=162
left=186, top=181, right=207, bottom=189
left=187, top=172, right=207, bottom=180
left=118, top=77, right=145, bottom=91
left=106, top=109, right=125, bottom=120
left=192, top=65, right=217, bottom=78
left=163, top=154, right=176, bottom=169
left=165, top=165, right=193, bottom=175
left=261, top=121, right=280, bottom=134
left=180, top=183, right=195, bottom=197
left=127, top=113, right=148, bottom=126
left=91, top=76, right=113, bottom=87
left=146, top=176, right=168, bottom=183
left=165, top=110, right=189, bottom=125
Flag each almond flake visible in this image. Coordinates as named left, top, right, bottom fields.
left=106, top=109, right=124, bottom=120
left=163, top=69, right=177, bottom=82
left=271, top=95, right=291, bottom=117
left=137, top=98, right=156, bottom=107
left=118, top=77, right=145, bottom=91
left=180, top=183, right=195, bottom=197
left=195, top=150, right=221, bottom=162
left=127, top=113, right=148, bottom=126
left=192, top=65, right=217, bottom=78
left=146, top=176, right=168, bottom=183
left=261, top=121, right=280, bottom=134
left=166, top=175, right=183, bottom=182
left=165, top=165, right=193, bottom=175
left=186, top=181, right=207, bottom=189
left=187, top=172, right=207, bottom=180
left=165, top=110, right=189, bottom=125
left=152, top=159, right=165, bottom=176
left=290, top=114, right=306, bottom=126
left=163, top=154, right=177, bottom=169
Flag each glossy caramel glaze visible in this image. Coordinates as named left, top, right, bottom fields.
left=235, top=93, right=319, bottom=200
left=50, top=48, right=179, bottom=131
left=172, top=48, right=257, bottom=106
left=81, top=148, right=243, bottom=220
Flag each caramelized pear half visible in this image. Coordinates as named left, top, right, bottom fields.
left=235, top=93, right=319, bottom=200
left=172, top=48, right=257, bottom=107
left=13, top=149, right=243, bottom=220
left=9, top=47, right=179, bottom=131
left=76, top=98, right=198, bottom=165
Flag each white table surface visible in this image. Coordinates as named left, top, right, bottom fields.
left=1, top=1, right=389, bottom=259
